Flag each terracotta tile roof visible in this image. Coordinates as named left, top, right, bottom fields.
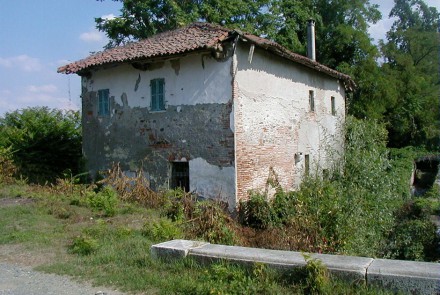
left=57, top=23, right=231, bottom=74
left=58, top=22, right=355, bottom=90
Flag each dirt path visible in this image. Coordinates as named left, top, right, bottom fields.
left=0, top=262, right=126, bottom=295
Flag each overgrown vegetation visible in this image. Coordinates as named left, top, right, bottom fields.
left=0, top=176, right=395, bottom=294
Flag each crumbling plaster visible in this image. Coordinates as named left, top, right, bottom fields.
left=81, top=53, right=235, bottom=203
left=233, top=43, right=345, bottom=202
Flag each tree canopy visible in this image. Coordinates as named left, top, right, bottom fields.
left=95, top=0, right=439, bottom=151
left=0, top=107, right=82, bottom=183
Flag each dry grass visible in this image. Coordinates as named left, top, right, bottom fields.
left=100, top=163, right=165, bottom=208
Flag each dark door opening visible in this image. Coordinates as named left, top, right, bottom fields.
left=171, top=162, right=190, bottom=192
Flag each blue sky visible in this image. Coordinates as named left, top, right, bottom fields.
left=0, top=0, right=439, bottom=116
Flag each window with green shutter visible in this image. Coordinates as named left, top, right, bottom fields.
left=150, top=78, right=165, bottom=111
left=98, top=89, right=110, bottom=116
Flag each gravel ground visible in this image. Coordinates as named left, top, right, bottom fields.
left=0, top=263, right=127, bottom=295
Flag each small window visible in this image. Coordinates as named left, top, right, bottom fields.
left=98, top=89, right=110, bottom=116
left=305, top=154, right=310, bottom=176
left=150, top=78, right=165, bottom=111
left=171, top=162, right=189, bottom=192
left=309, top=90, right=315, bottom=112
left=331, top=96, right=336, bottom=116
left=323, top=169, right=329, bottom=180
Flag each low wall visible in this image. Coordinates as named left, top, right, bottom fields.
left=151, top=240, right=440, bottom=295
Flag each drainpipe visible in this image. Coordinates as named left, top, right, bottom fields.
left=307, top=19, right=316, bottom=61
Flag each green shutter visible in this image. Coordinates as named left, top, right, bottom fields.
left=98, top=89, right=109, bottom=116
left=151, top=79, right=165, bottom=111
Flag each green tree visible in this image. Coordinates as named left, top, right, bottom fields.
left=268, top=0, right=381, bottom=69
left=0, top=107, right=82, bottom=183
left=380, top=0, right=439, bottom=149
left=96, top=0, right=272, bottom=48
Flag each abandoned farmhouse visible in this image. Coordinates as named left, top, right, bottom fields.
left=58, top=22, right=354, bottom=208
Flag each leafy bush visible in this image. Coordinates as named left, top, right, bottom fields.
left=142, top=218, right=183, bottom=242
left=87, top=186, right=119, bottom=217
left=0, top=147, right=17, bottom=184
left=0, top=107, right=82, bottom=183
left=238, top=192, right=273, bottom=229
left=381, top=200, right=440, bottom=261
left=68, top=235, right=99, bottom=255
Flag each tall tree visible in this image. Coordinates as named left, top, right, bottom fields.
left=380, top=0, right=439, bottom=149
left=96, top=0, right=272, bottom=48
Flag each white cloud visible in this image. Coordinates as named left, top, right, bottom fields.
left=101, top=13, right=116, bottom=20
left=79, top=29, right=105, bottom=42
left=27, top=84, right=58, bottom=93
left=0, top=55, right=42, bottom=72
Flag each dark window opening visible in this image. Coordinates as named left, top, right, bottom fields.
left=305, top=154, right=310, bottom=176
left=331, top=96, right=336, bottom=116
left=309, top=90, right=315, bottom=112
left=171, top=162, right=189, bottom=192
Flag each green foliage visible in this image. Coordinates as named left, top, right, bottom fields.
left=0, top=107, right=82, bottom=183
left=238, top=192, right=273, bottom=229
left=68, top=235, right=99, bottom=255
left=302, top=256, right=331, bottom=294
left=379, top=0, right=440, bottom=149
left=381, top=200, right=440, bottom=261
left=142, top=218, right=183, bottom=242
left=0, top=147, right=17, bottom=184
left=87, top=186, right=119, bottom=217
left=192, top=262, right=282, bottom=295
left=96, top=0, right=271, bottom=48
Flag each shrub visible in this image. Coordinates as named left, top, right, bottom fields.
left=0, top=147, right=17, bottom=184
left=303, top=256, right=331, bottom=294
left=381, top=200, right=440, bottom=261
left=185, top=201, right=238, bottom=245
left=0, top=107, right=82, bottom=183
left=68, top=235, right=99, bottom=255
left=238, top=192, right=273, bottom=229
left=142, top=218, right=183, bottom=242
left=87, top=186, right=119, bottom=217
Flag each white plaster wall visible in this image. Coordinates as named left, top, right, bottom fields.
left=189, top=157, right=236, bottom=208
left=86, top=53, right=232, bottom=110
left=234, top=43, right=345, bottom=201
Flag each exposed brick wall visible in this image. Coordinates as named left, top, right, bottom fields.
left=234, top=43, right=345, bottom=203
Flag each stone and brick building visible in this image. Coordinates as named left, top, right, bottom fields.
left=58, top=22, right=354, bottom=208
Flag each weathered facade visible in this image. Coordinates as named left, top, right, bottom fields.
left=59, top=23, right=354, bottom=208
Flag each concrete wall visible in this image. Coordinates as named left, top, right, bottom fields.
left=81, top=53, right=235, bottom=204
left=233, top=43, right=345, bottom=202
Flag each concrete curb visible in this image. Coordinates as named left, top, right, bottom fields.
left=151, top=240, right=440, bottom=295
